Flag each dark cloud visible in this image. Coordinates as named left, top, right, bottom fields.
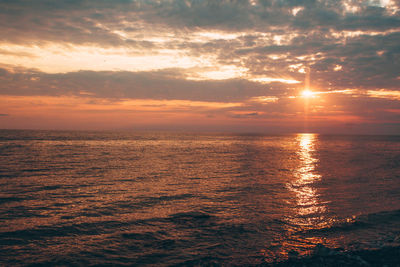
left=228, top=29, right=400, bottom=90
left=0, top=0, right=399, bottom=45
left=0, top=67, right=289, bottom=103
left=0, top=0, right=143, bottom=47
left=228, top=112, right=260, bottom=118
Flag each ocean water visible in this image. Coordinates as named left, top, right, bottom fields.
left=0, top=130, right=399, bottom=266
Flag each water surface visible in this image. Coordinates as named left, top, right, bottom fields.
left=0, top=130, right=399, bottom=265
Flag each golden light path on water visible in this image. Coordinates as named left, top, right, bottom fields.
left=291, top=133, right=325, bottom=221
left=278, top=133, right=334, bottom=258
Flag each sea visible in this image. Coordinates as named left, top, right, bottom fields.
left=0, top=130, right=399, bottom=266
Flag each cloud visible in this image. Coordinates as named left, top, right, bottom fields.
left=0, top=0, right=399, bottom=92
left=1, top=1, right=399, bottom=45
left=228, top=112, right=260, bottom=118
left=0, top=66, right=289, bottom=103
left=0, top=48, right=35, bottom=58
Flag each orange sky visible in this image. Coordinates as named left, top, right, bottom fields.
left=0, top=0, right=399, bottom=134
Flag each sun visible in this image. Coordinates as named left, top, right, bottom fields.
left=301, top=90, right=314, bottom=98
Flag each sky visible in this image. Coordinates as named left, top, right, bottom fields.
left=0, top=0, right=399, bottom=134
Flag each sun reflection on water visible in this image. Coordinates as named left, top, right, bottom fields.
left=274, top=133, right=334, bottom=259
left=289, top=133, right=325, bottom=220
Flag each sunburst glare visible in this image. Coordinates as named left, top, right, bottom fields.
left=302, top=89, right=315, bottom=98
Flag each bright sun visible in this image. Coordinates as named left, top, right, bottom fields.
left=301, top=90, right=314, bottom=98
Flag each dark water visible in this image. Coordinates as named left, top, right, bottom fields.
left=0, top=130, right=399, bottom=266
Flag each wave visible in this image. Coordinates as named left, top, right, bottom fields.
left=270, top=244, right=400, bottom=267
left=300, top=209, right=400, bottom=236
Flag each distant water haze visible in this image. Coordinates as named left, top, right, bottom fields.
left=0, top=130, right=399, bottom=265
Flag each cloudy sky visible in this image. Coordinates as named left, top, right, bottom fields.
left=0, top=0, right=399, bottom=133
